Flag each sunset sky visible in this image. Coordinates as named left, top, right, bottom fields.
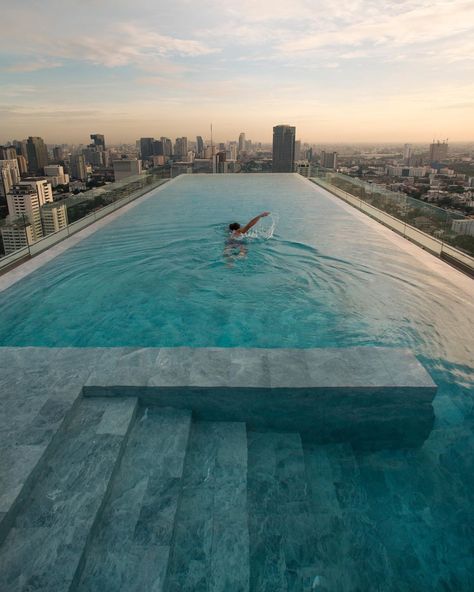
left=1, top=0, right=474, bottom=144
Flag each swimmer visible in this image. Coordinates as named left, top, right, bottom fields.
left=229, top=212, right=271, bottom=236
left=224, top=212, right=270, bottom=267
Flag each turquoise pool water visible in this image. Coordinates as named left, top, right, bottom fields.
left=1, top=173, right=473, bottom=589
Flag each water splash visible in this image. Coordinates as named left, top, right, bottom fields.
left=246, top=213, right=279, bottom=239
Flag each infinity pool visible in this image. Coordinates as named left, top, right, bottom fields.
left=1, top=173, right=473, bottom=589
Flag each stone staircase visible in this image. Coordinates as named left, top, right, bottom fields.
left=0, top=396, right=407, bottom=592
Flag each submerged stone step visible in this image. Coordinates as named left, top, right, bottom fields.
left=304, top=443, right=395, bottom=591
left=75, top=406, right=192, bottom=592
left=83, top=346, right=437, bottom=450
left=247, top=430, right=318, bottom=591
left=0, top=397, right=137, bottom=592
left=165, top=421, right=249, bottom=592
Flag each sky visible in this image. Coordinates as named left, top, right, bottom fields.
left=1, top=0, right=474, bottom=144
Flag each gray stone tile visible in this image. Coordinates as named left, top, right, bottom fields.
left=148, top=347, right=193, bottom=386
left=0, top=444, right=46, bottom=513
left=228, top=348, right=270, bottom=388
left=96, top=397, right=137, bottom=435
left=0, top=398, right=135, bottom=591
left=267, top=348, right=311, bottom=388
left=189, top=348, right=231, bottom=387
left=77, top=407, right=192, bottom=592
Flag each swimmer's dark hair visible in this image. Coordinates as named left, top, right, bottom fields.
left=229, top=222, right=241, bottom=231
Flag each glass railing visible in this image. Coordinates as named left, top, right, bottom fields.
left=310, top=170, right=474, bottom=275
left=0, top=170, right=169, bottom=272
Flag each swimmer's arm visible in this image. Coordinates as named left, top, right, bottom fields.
left=239, top=211, right=270, bottom=234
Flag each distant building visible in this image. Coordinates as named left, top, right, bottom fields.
left=5, top=181, right=52, bottom=243
left=429, top=141, right=448, bottom=165
left=320, top=151, right=338, bottom=170
left=386, top=165, right=431, bottom=177
left=41, top=202, right=68, bottom=235
left=90, top=134, right=106, bottom=150
left=294, top=140, right=301, bottom=161
left=70, top=154, right=87, bottom=181
left=44, top=165, right=69, bottom=187
left=238, top=132, right=246, bottom=154
left=196, top=136, right=204, bottom=158
left=0, top=159, right=21, bottom=197
left=82, top=146, right=105, bottom=168
left=53, top=146, right=64, bottom=162
left=452, top=219, right=474, bottom=237
left=296, top=162, right=311, bottom=177
left=403, top=143, right=412, bottom=163
left=0, top=146, right=17, bottom=160
left=1, top=221, right=35, bottom=254
left=214, top=151, right=227, bottom=174
left=174, top=137, right=188, bottom=160
left=26, top=136, right=49, bottom=174
left=113, top=159, right=142, bottom=181
left=152, top=140, right=164, bottom=157
left=272, top=125, right=296, bottom=173
left=161, top=138, right=172, bottom=157
left=16, top=155, right=28, bottom=175
left=140, top=138, right=155, bottom=160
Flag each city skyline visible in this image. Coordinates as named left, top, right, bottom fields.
left=1, top=1, right=474, bottom=143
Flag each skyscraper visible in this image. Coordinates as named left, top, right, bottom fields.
left=429, top=140, right=448, bottom=165
left=70, top=154, right=87, bottom=181
left=174, top=137, right=188, bottom=159
left=320, top=151, right=338, bottom=170
left=272, top=125, right=296, bottom=173
left=0, top=159, right=21, bottom=197
left=139, top=138, right=155, bottom=160
left=238, top=133, right=246, bottom=154
left=196, top=136, right=204, bottom=157
left=26, top=136, right=49, bottom=174
left=90, top=134, right=106, bottom=150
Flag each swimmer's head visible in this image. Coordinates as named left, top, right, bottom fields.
left=229, top=222, right=241, bottom=231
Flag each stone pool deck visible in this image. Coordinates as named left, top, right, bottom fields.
left=0, top=346, right=436, bottom=591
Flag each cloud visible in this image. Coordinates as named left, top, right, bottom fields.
left=280, top=0, right=474, bottom=55
left=3, top=59, right=62, bottom=72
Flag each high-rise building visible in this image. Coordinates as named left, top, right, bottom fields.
left=174, top=137, right=188, bottom=159
left=196, top=136, right=204, bottom=158
left=152, top=140, right=164, bottom=156
left=272, top=125, right=296, bottom=173
left=403, top=143, right=412, bottom=163
left=320, top=151, right=338, bottom=170
left=70, top=154, right=87, bottom=181
left=0, top=146, right=17, bottom=160
left=53, top=146, right=64, bottom=162
left=90, top=134, right=106, bottom=150
left=0, top=159, right=21, bottom=197
left=1, top=220, right=35, bottom=254
left=113, top=159, right=142, bottom=181
left=139, top=138, right=155, bottom=160
left=44, top=165, right=69, bottom=187
left=16, top=155, right=28, bottom=176
left=6, top=181, right=52, bottom=242
left=161, top=138, right=172, bottom=157
left=429, top=140, right=448, bottom=165
left=26, top=136, right=49, bottom=174
left=82, top=146, right=105, bottom=168
left=294, top=140, right=301, bottom=161
left=238, top=133, right=246, bottom=154
left=41, top=202, right=68, bottom=235
left=229, top=143, right=238, bottom=161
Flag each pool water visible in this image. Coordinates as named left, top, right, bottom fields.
left=1, top=173, right=473, bottom=589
